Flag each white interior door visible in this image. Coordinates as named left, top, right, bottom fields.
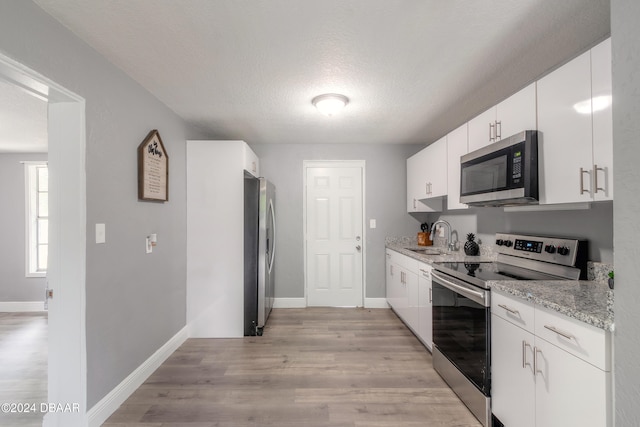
left=305, top=162, right=364, bottom=307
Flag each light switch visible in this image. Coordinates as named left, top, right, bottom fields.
left=96, top=223, right=106, bottom=244
left=369, top=219, right=377, bottom=229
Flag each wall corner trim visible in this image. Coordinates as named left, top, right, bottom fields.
left=0, top=301, right=45, bottom=312
left=364, top=298, right=390, bottom=309
left=86, top=325, right=189, bottom=427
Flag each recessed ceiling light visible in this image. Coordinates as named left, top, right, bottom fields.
left=312, top=93, right=349, bottom=116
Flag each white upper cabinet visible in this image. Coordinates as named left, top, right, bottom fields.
left=468, top=107, right=496, bottom=152
left=406, top=137, right=446, bottom=212
left=446, top=123, right=469, bottom=210
left=468, top=83, right=537, bottom=152
left=497, top=83, right=538, bottom=141
left=425, top=136, right=448, bottom=198
left=537, top=38, right=613, bottom=205
left=591, top=38, right=613, bottom=201
left=537, top=51, right=593, bottom=204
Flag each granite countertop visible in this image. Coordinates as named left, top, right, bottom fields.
left=385, top=237, right=615, bottom=332
left=490, top=281, right=614, bottom=331
left=385, top=238, right=496, bottom=265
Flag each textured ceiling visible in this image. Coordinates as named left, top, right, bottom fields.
left=0, top=79, right=48, bottom=153
left=32, top=0, right=610, bottom=145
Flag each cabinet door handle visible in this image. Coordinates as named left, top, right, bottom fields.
left=522, top=340, right=533, bottom=368
left=419, top=269, right=430, bottom=278
left=498, top=303, right=519, bottom=315
left=489, top=122, right=495, bottom=141
left=594, top=164, right=606, bottom=194
left=579, top=168, right=591, bottom=195
left=386, top=253, right=391, bottom=259
left=534, top=347, right=542, bottom=375
left=390, top=265, right=394, bottom=276
left=429, top=287, right=432, bottom=303
left=544, top=324, right=575, bottom=341
left=496, top=120, right=502, bottom=140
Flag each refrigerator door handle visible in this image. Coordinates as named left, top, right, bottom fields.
left=268, top=198, right=276, bottom=274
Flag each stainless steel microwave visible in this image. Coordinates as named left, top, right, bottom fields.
left=460, top=130, right=538, bottom=206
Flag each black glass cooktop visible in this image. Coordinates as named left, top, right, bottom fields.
left=433, top=261, right=567, bottom=289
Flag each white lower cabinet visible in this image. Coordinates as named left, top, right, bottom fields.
left=491, top=292, right=612, bottom=427
left=417, top=263, right=433, bottom=350
left=492, top=314, right=536, bottom=427
left=534, top=335, right=610, bottom=427
left=385, top=249, right=432, bottom=350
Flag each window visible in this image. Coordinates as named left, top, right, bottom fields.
left=25, top=162, right=48, bottom=277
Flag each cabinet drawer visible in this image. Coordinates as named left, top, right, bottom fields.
left=386, top=249, right=397, bottom=265
left=535, top=305, right=611, bottom=371
left=417, top=262, right=432, bottom=280
left=492, top=291, right=535, bottom=333
left=396, top=252, right=419, bottom=272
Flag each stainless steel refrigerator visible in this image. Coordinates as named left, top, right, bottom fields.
left=244, top=173, right=276, bottom=336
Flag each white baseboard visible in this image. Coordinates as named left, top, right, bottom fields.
left=365, top=298, right=390, bottom=308
left=86, top=325, right=189, bottom=427
left=273, top=298, right=306, bottom=308
left=272, top=298, right=389, bottom=309
left=0, top=301, right=45, bottom=312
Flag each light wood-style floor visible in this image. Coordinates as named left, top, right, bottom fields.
left=0, top=312, right=48, bottom=427
left=104, top=308, right=480, bottom=427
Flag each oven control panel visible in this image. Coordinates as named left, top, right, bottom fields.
left=495, top=233, right=585, bottom=267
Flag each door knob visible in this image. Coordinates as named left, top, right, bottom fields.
left=356, top=245, right=361, bottom=251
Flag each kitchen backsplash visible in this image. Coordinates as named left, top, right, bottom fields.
left=588, top=262, right=614, bottom=284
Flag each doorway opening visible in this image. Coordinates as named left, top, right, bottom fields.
left=0, top=54, right=87, bottom=427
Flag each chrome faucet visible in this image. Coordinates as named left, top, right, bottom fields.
left=430, top=220, right=456, bottom=252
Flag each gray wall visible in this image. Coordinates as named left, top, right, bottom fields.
left=612, top=0, right=640, bottom=424
left=252, top=143, right=423, bottom=299
left=424, top=202, right=614, bottom=263
left=0, top=153, right=48, bottom=302
left=0, top=1, right=204, bottom=408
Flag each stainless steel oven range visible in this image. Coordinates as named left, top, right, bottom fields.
left=431, top=233, right=587, bottom=427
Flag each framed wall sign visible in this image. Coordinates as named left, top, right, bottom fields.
left=138, top=129, right=169, bottom=201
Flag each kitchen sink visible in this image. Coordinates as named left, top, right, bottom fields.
left=407, top=248, right=443, bottom=255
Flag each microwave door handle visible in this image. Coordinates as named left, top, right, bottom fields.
left=431, top=271, right=487, bottom=306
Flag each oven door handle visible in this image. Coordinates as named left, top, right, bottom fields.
left=431, top=271, right=489, bottom=307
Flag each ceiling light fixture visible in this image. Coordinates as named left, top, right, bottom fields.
left=312, top=93, right=349, bottom=116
